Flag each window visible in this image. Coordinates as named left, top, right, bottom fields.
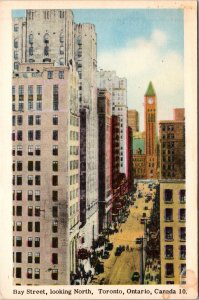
left=165, top=227, right=173, bottom=241
left=164, top=208, right=173, bottom=222
left=28, top=115, right=34, bottom=125
left=53, top=85, right=59, bottom=111
left=28, top=145, right=33, bottom=156
left=14, top=62, right=19, bottom=70
left=29, top=47, right=34, bottom=56
left=28, top=161, right=33, bottom=171
left=52, top=253, right=58, bottom=264
left=53, top=130, right=58, bottom=141
left=17, top=176, right=22, bottom=185
left=52, top=145, right=58, bottom=155
left=28, top=85, right=33, bottom=98
left=16, top=221, right=22, bottom=231
left=28, top=175, right=33, bottom=185
left=44, top=33, right=49, bottom=43
left=60, top=32, right=64, bottom=42
left=165, top=263, right=174, bottom=278
left=164, top=189, right=173, bottom=203
left=35, top=222, right=40, bottom=232
left=35, top=115, right=41, bottom=125
left=165, top=245, right=173, bottom=259
left=27, top=237, right=33, bottom=247
left=29, top=34, right=33, bottom=44
left=28, top=206, right=33, bottom=216
left=17, top=145, right=22, bottom=156
left=179, top=190, right=186, bottom=203
left=28, top=100, right=33, bottom=111
left=179, top=227, right=186, bottom=241
left=28, top=190, right=33, bottom=201
left=16, top=236, right=22, bottom=247
left=12, top=116, right=16, bottom=126
left=35, top=130, right=41, bottom=140
left=35, top=161, right=41, bottom=171
left=28, top=252, right=33, bottom=263
left=52, top=220, right=58, bottom=233
left=16, top=206, right=22, bottom=216
left=14, top=39, right=18, bottom=49
left=52, top=237, right=58, bottom=248
left=37, top=85, right=42, bottom=100
left=27, top=268, right=32, bottom=279
left=52, top=161, right=58, bottom=172
left=35, top=175, right=41, bottom=185
left=58, top=70, right=64, bottom=79
left=180, top=245, right=186, bottom=260
left=28, top=222, right=33, bottom=232
left=35, top=145, right=41, bottom=156
left=52, top=206, right=58, bottom=217
left=17, top=130, right=23, bottom=141
left=48, top=71, right=53, bottom=79
left=53, top=115, right=58, bottom=125
left=17, top=161, right=22, bottom=171
left=16, top=267, right=21, bottom=278
left=35, top=207, right=40, bottom=217
left=52, top=269, right=58, bottom=280
left=35, top=253, right=40, bottom=264
left=35, top=190, right=40, bottom=201
left=179, top=209, right=186, bottom=222
left=14, top=24, right=19, bottom=32
left=52, top=190, right=58, bottom=202
left=16, top=190, right=22, bottom=201
left=16, top=252, right=22, bottom=263
left=180, top=264, right=186, bottom=277
left=44, top=45, right=49, bottom=56
left=52, top=175, right=58, bottom=186
left=35, top=237, right=40, bottom=247
left=28, top=130, right=34, bottom=141
left=17, top=115, right=23, bottom=125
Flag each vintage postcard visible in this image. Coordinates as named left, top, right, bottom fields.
left=0, top=0, right=197, bottom=299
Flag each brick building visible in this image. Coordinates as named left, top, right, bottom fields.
left=128, top=109, right=139, bottom=132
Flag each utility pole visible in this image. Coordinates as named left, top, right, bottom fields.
left=140, top=236, right=144, bottom=284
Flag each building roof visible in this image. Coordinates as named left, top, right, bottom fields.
left=145, top=81, right=156, bottom=97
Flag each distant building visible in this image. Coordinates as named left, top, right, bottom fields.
left=159, top=109, right=185, bottom=179
left=133, top=131, right=145, bottom=155
left=97, top=89, right=112, bottom=232
left=12, top=63, right=79, bottom=285
left=173, top=108, right=185, bottom=122
left=97, top=70, right=128, bottom=176
left=159, top=180, right=186, bottom=284
left=127, top=126, right=133, bottom=190
left=128, top=109, right=139, bottom=132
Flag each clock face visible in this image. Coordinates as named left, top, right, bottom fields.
left=147, top=97, right=154, bottom=104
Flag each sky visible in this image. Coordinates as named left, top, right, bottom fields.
left=13, top=9, right=184, bottom=130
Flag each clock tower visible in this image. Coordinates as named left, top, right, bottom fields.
left=144, top=81, right=157, bottom=178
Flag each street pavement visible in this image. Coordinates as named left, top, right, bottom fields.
left=91, top=182, right=155, bottom=285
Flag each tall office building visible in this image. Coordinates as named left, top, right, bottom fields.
left=159, top=109, right=185, bottom=179
left=12, top=63, right=79, bottom=284
left=159, top=180, right=186, bottom=284
left=128, top=109, right=139, bottom=132
left=97, top=70, right=128, bottom=175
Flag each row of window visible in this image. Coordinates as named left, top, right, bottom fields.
left=14, top=221, right=40, bottom=232
left=12, top=130, right=59, bottom=141
left=164, top=263, right=186, bottom=278
left=70, top=146, right=79, bottom=156
left=13, top=161, right=60, bottom=172
left=13, top=175, right=59, bottom=186
left=14, top=252, right=40, bottom=264
left=13, top=145, right=58, bottom=156
left=164, top=226, right=186, bottom=241
left=13, top=236, right=58, bottom=248
left=14, top=267, right=58, bottom=280
left=13, top=101, right=43, bottom=112
left=164, top=189, right=186, bottom=203
left=13, top=190, right=59, bottom=202
left=12, top=115, right=60, bottom=127
left=162, top=134, right=175, bottom=139
left=70, top=174, right=78, bottom=185
left=13, top=206, right=41, bottom=217
left=69, top=189, right=79, bottom=200
left=164, top=245, right=186, bottom=260
left=13, top=85, right=42, bottom=96
left=164, top=208, right=186, bottom=222
left=70, top=160, right=78, bottom=170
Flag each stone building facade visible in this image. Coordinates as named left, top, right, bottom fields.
left=128, top=109, right=139, bottom=132
left=12, top=63, right=79, bottom=284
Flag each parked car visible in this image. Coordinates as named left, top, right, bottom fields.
left=140, top=218, right=146, bottom=224
left=102, top=251, right=110, bottom=259
left=144, top=206, right=148, bottom=210
left=105, top=242, right=113, bottom=251
left=131, top=271, right=140, bottom=282
left=135, top=238, right=142, bottom=245
left=95, top=262, right=104, bottom=274
left=142, top=212, right=146, bottom=218
left=115, top=247, right=122, bottom=256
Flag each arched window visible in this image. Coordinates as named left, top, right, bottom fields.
left=59, top=58, right=64, bottom=65
left=44, top=46, right=49, bottom=56
left=76, top=36, right=82, bottom=45
left=60, top=46, right=64, bottom=55
left=44, top=33, right=49, bottom=43
left=29, top=47, right=33, bottom=56
left=14, top=39, right=18, bottom=48
left=29, top=34, right=33, bottom=44
left=60, top=32, right=64, bottom=43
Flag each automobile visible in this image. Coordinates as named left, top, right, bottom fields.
left=95, top=263, right=104, bottom=274
left=131, top=271, right=140, bottom=282
left=140, top=218, right=146, bottom=224
left=144, top=206, right=148, bottom=210
left=102, top=251, right=110, bottom=259
left=105, top=242, right=113, bottom=251
left=142, top=212, right=146, bottom=218
left=135, top=238, right=142, bottom=245
left=115, top=247, right=122, bottom=256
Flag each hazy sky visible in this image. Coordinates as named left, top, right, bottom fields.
left=13, top=9, right=184, bottom=130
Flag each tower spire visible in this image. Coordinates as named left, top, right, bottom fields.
left=145, top=81, right=156, bottom=97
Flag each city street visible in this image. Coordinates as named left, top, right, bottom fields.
left=91, top=182, right=155, bottom=285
